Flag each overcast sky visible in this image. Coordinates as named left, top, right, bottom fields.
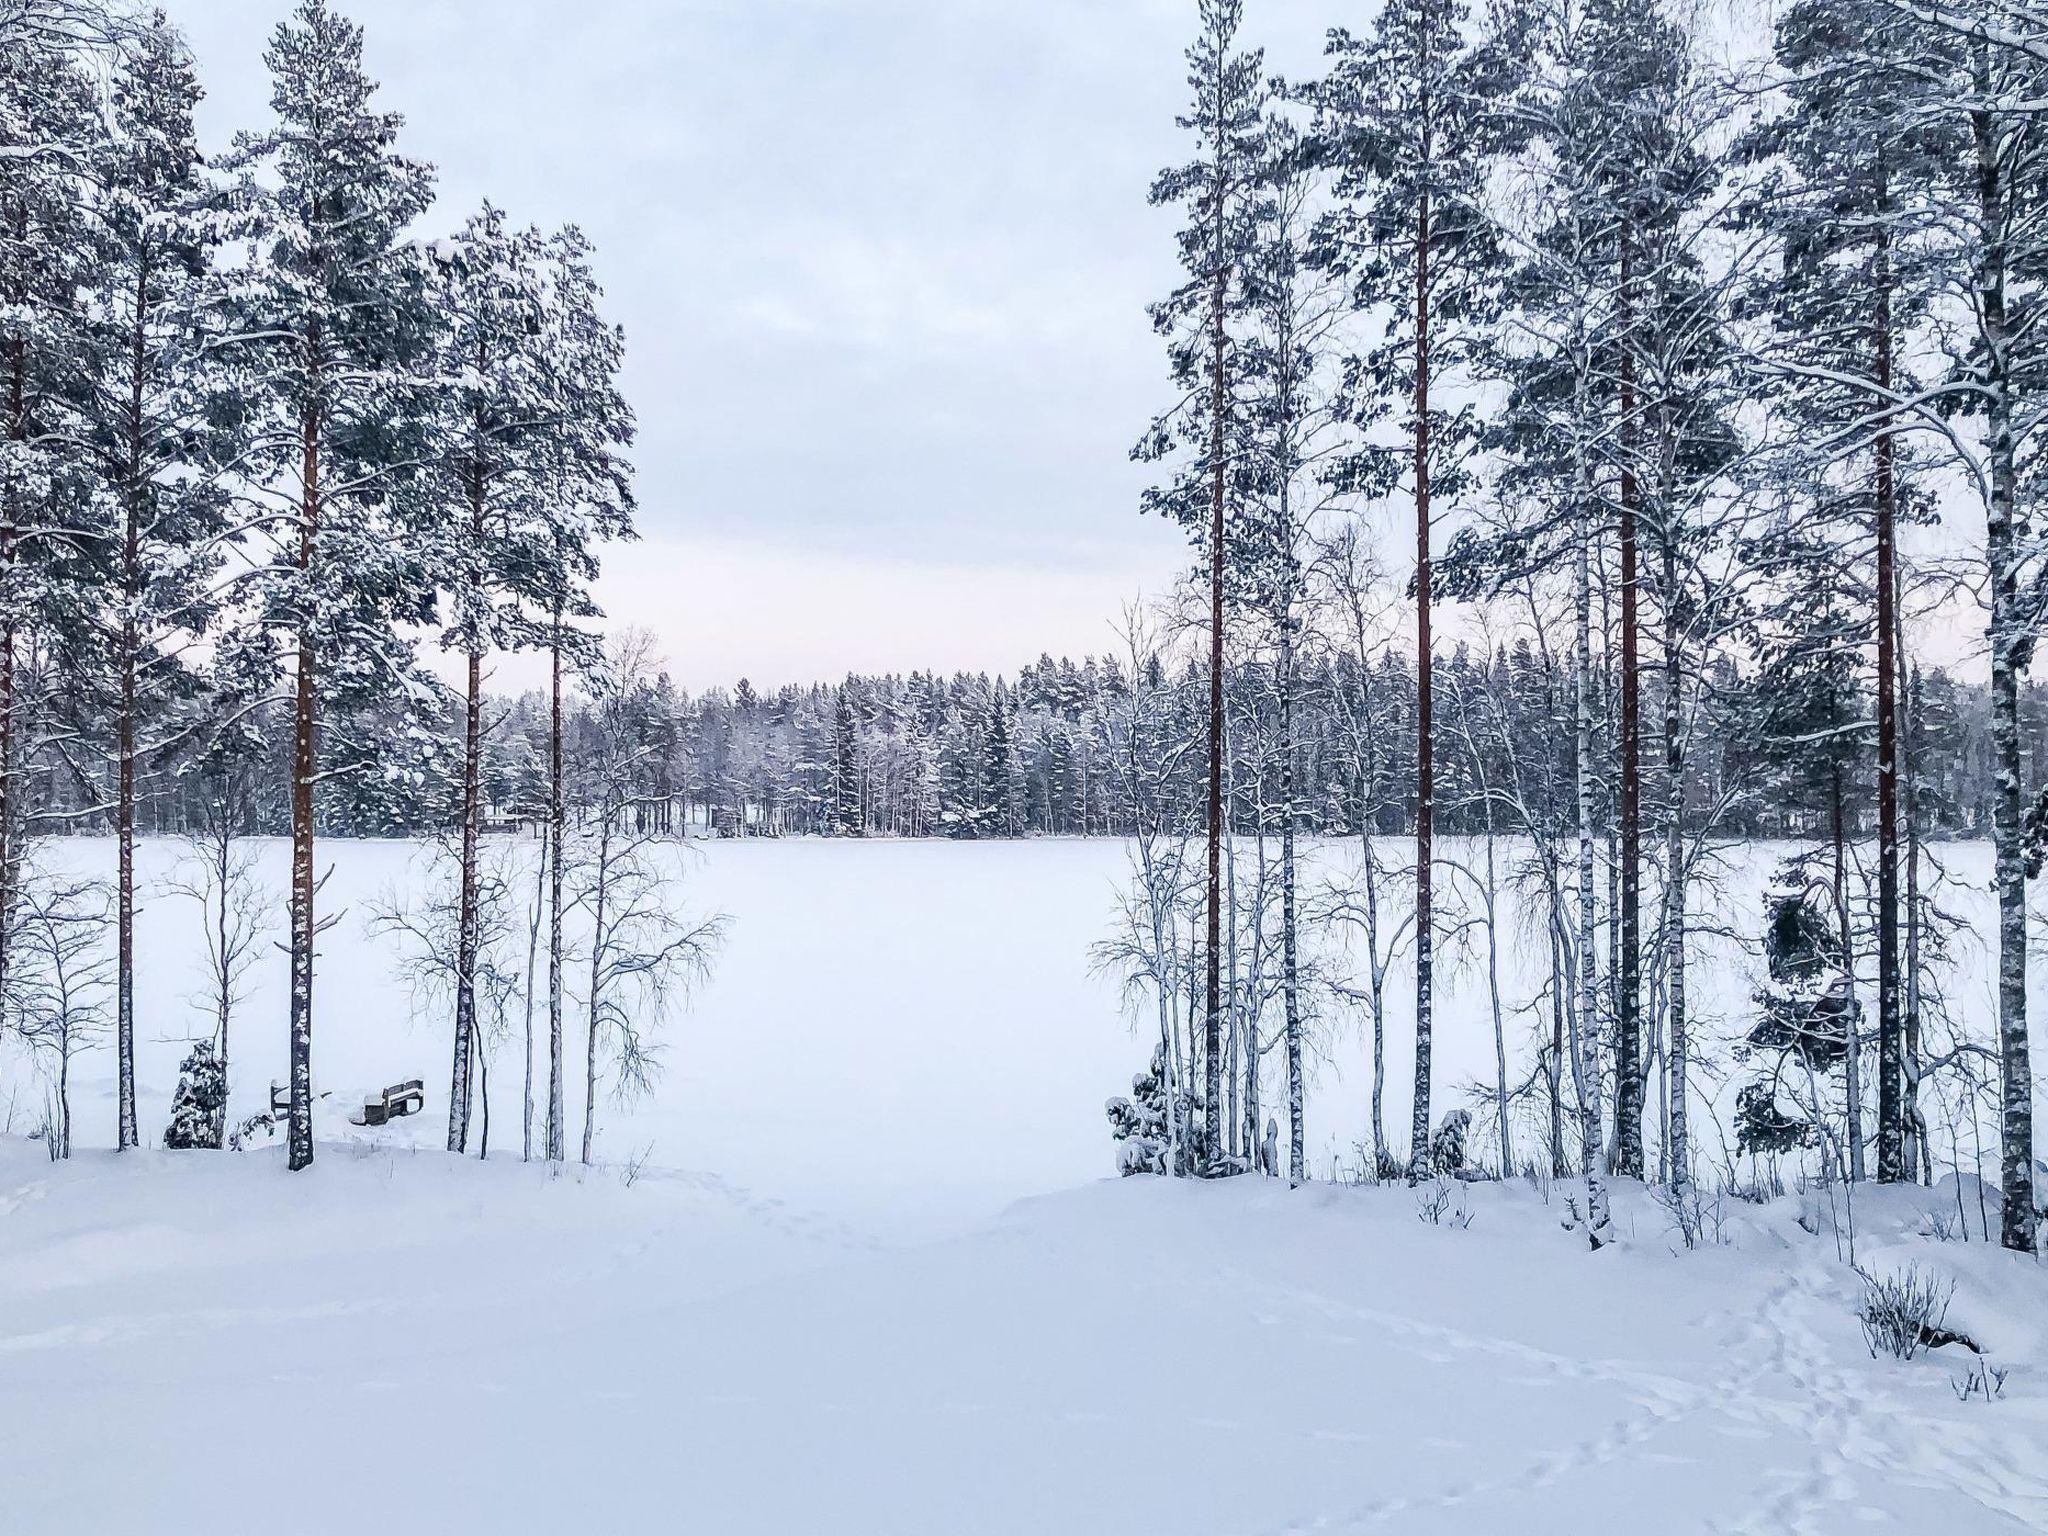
left=164, top=0, right=1339, bottom=690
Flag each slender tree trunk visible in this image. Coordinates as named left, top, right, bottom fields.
left=0, top=330, right=25, bottom=1026
left=115, top=256, right=149, bottom=1153
left=1202, top=110, right=1229, bottom=1173
left=1662, top=526, right=1687, bottom=1189
left=1573, top=361, right=1611, bottom=1245
left=1410, top=165, right=1435, bottom=1181
left=1614, top=282, right=1644, bottom=1180
left=1833, top=755, right=1865, bottom=1181
left=1484, top=820, right=1510, bottom=1175
left=546, top=613, right=566, bottom=1162
left=1548, top=900, right=1567, bottom=1178
left=1972, top=80, right=2033, bottom=1252
left=287, top=384, right=321, bottom=1173
left=1873, top=190, right=1904, bottom=1182
left=211, top=802, right=235, bottom=1134
left=1903, top=661, right=1929, bottom=1184
left=1281, top=601, right=1304, bottom=1186
left=582, top=828, right=609, bottom=1166
left=522, top=834, right=543, bottom=1162
left=449, top=464, right=485, bottom=1153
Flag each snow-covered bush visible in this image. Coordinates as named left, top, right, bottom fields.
left=163, top=1041, right=228, bottom=1150
left=1737, top=864, right=1860, bottom=1161
left=1108, top=1042, right=1183, bottom=1175
left=1106, top=1041, right=1228, bottom=1177
left=1857, top=1264, right=1956, bottom=1361
left=1734, top=1083, right=1810, bottom=1158
left=1429, top=1109, right=1471, bottom=1175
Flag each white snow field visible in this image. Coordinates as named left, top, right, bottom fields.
left=3, top=835, right=2046, bottom=1534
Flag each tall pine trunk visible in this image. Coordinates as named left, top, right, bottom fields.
left=546, top=608, right=566, bottom=1162
left=1280, top=593, right=1304, bottom=1185
left=1614, top=280, right=1644, bottom=1180
left=0, top=328, right=24, bottom=1027
left=115, top=256, right=149, bottom=1151
left=1573, top=362, right=1611, bottom=1245
left=1409, top=156, right=1435, bottom=1181
left=448, top=460, right=485, bottom=1153
left=1662, top=510, right=1687, bottom=1188
left=1202, top=86, right=1229, bottom=1171
left=287, top=379, right=321, bottom=1174
left=1873, top=185, right=1905, bottom=1182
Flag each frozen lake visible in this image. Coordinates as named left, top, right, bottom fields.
left=17, top=833, right=2015, bottom=1235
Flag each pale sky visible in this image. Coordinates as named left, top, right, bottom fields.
left=170, top=0, right=1984, bottom=694
left=168, top=0, right=1335, bottom=690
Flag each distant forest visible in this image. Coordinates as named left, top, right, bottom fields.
left=24, top=642, right=2011, bottom=845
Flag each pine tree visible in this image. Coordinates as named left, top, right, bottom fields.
left=1847, top=2, right=2048, bottom=1248
left=833, top=686, right=861, bottom=834
left=219, top=0, right=439, bottom=1171
left=1240, top=109, right=1347, bottom=1184
left=1136, top=0, right=1264, bottom=1167
left=424, top=204, right=556, bottom=1153
left=1312, top=0, right=1512, bottom=1178
left=0, top=15, right=99, bottom=1037
left=1746, top=0, right=1953, bottom=1186
left=75, top=12, right=235, bottom=1152
left=533, top=223, right=634, bottom=1162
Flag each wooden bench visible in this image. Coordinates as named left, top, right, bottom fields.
left=353, top=1079, right=425, bottom=1127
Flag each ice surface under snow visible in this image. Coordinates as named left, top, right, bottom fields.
left=0, top=835, right=2044, bottom=1533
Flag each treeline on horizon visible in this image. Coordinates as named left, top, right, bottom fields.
left=25, top=647, right=2021, bottom=846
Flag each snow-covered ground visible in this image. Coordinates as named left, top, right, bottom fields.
left=5, top=1146, right=2044, bottom=1533
left=3, top=835, right=2045, bottom=1533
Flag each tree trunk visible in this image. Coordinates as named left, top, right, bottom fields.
left=1202, top=98, right=1229, bottom=1171
left=1614, top=280, right=1644, bottom=1180
left=1281, top=601, right=1304, bottom=1186
left=448, top=464, right=485, bottom=1153
left=1573, top=359, right=1612, bottom=1246
left=1662, top=520, right=1687, bottom=1189
left=582, top=830, right=608, bottom=1167
left=287, top=386, right=321, bottom=1174
left=1902, top=660, right=1929, bottom=1183
left=115, top=255, right=149, bottom=1153
left=1873, top=187, right=1904, bottom=1182
left=1973, top=86, right=2034, bottom=1252
left=546, top=614, right=567, bottom=1162
left=0, top=331, right=25, bottom=1028
left=522, top=834, right=543, bottom=1162
left=1410, top=164, right=1435, bottom=1182
left=1833, top=759, right=1864, bottom=1181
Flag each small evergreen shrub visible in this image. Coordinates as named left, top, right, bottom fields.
left=163, top=1040, right=228, bottom=1150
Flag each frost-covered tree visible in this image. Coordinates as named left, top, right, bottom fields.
left=0, top=16, right=100, bottom=1029
left=1310, top=0, right=1513, bottom=1178
left=570, top=632, right=722, bottom=1165
left=72, top=13, right=236, bottom=1151
left=158, top=746, right=273, bottom=1109
left=534, top=223, right=634, bottom=1163
left=423, top=204, right=555, bottom=1153
left=832, top=687, right=861, bottom=835
left=1137, top=0, right=1265, bottom=1166
left=1742, top=0, right=1955, bottom=1188
left=217, top=0, right=439, bottom=1171
left=162, top=1038, right=227, bottom=1150
left=1238, top=110, right=1349, bottom=1183
left=8, top=873, right=110, bottom=1158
